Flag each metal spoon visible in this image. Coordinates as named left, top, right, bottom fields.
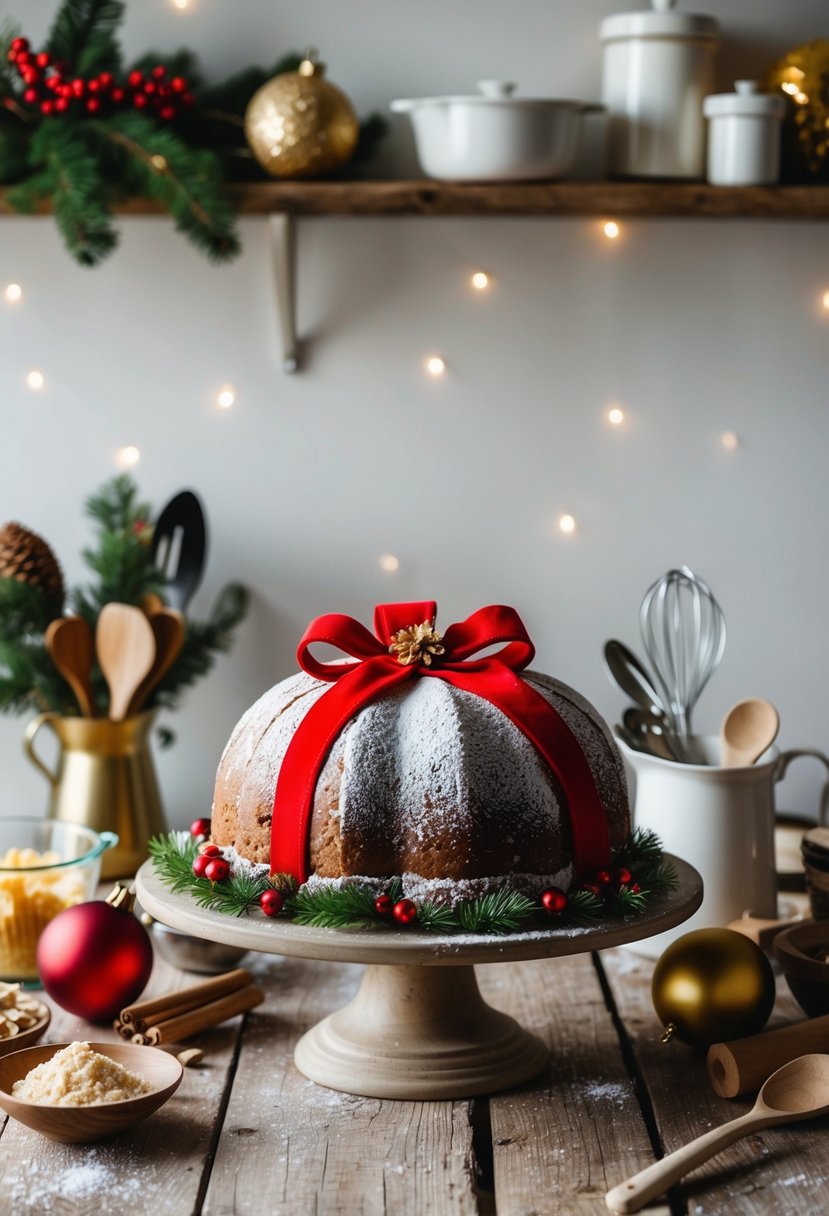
left=622, top=707, right=683, bottom=763
left=603, top=640, right=665, bottom=715
left=606, top=1053, right=829, bottom=1213
left=720, top=698, right=780, bottom=767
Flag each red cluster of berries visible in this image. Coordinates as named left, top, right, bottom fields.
left=6, top=37, right=193, bottom=119
left=189, top=817, right=285, bottom=918
left=375, top=893, right=418, bottom=926
left=579, top=866, right=640, bottom=900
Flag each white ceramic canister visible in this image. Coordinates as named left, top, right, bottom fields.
left=617, top=735, right=829, bottom=958
left=600, top=0, right=720, bottom=179
left=703, top=80, right=785, bottom=185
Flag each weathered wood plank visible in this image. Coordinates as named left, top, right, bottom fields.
left=4, top=181, right=829, bottom=219
left=0, top=946, right=244, bottom=1216
left=478, top=954, right=670, bottom=1216
left=202, top=955, right=479, bottom=1216
left=600, top=946, right=829, bottom=1216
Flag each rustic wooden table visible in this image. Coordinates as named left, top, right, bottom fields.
left=0, top=943, right=825, bottom=1215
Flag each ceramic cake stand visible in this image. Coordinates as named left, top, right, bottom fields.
left=136, top=855, right=701, bottom=1100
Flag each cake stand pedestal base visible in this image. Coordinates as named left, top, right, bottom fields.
left=294, top=962, right=548, bottom=1100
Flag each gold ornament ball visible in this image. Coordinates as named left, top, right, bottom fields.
left=244, top=51, right=359, bottom=179
left=652, top=928, right=776, bottom=1048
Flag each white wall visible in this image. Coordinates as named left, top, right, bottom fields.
left=2, top=0, right=829, bottom=828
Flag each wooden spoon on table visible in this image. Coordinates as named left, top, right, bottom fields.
left=44, top=617, right=95, bottom=717
left=127, top=608, right=186, bottom=717
left=720, top=698, right=780, bottom=767
left=606, top=1053, right=829, bottom=1213
left=96, top=603, right=157, bottom=721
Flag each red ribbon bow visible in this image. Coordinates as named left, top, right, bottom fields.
left=271, top=602, right=610, bottom=882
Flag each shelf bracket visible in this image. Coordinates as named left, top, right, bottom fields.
left=268, top=212, right=299, bottom=373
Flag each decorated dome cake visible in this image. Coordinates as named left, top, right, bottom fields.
left=212, top=601, right=631, bottom=905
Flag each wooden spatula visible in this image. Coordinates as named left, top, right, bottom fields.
left=96, top=603, right=157, bottom=721
left=45, top=617, right=96, bottom=717
left=127, top=608, right=186, bottom=716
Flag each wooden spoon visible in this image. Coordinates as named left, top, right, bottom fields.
left=96, top=603, right=157, bottom=721
left=127, top=608, right=186, bottom=716
left=720, top=698, right=780, bottom=767
left=606, top=1053, right=829, bottom=1213
left=44, top=617, right=96, bottom=717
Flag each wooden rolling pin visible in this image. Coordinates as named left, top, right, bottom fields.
left=707, top=1014, right=829, bottom=1097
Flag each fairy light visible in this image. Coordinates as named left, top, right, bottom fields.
left=607, top=406, right=625, bottom=426
left=821, top=290, right=829, bottom=311
left=470, top=271, right=490, bottom=291
left=602, top=220, right=620, bottom=240
left=558, top=513, right=576, bottom=535
left=425, top=355, right=446, bottom=377
left=171, top=0, right=190, bottom=9
left=115, top=445, right=140, bottom=468
left=378, top=554, right=399, bottom=573
left=216, top=384, right=236, bottom=409
left=720, top=431, right=740, bottom=451
left=25, top=370, right=44, bottom=390
left=4, top=283, right=22, bottom=304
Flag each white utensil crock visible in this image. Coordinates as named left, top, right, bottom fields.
left=617, top=735, right=828, bottom=957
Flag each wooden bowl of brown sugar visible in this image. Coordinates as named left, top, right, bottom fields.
left=0, top=1041, right=183, bottom=1143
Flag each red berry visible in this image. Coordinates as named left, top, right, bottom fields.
left=128, top=70, right=143, bottom=88
left=192, top=854, right=211, bottom=878
left=22, top=69, right=39, bottom=86
left=15, top=51, right=31, bottom=67
left=87, top=78, right=100, bottom=93
left=44, top=76, right=59, bottom=90
left=615, top=867, right=632, bottom=887
left=181, top=92, right=194, bottom=107
left=40, top=99, right=54, bottom=115
left=593, top=869, right=613, bottom=888
left=159, top=105, right=175, bottom=121
left=10, top=37, right=29, bottom=53
left=86, top=97, right=100, bottom=113
left=22, top=88, right=38, bottom=104
left=152, top=65, right=166, bottom=80
left=98, top=71, right=113, bottom=89
left=374, top=894, right=393, bottom=916
left=143, top=80, right=157, bottom=95
left=581, top=882, right=602, bottom=898
left=6, top=50, right=17, bottom=64
left=171, top=76, right=187, bottom=93
left=204, top=857, right=230, bottom=883
left=111, top=87, right=125, bottom=103
left=393, top=898, right=417, bottom=926
left=198, top=843, right=221, bottom=857
left=190, top=817, right=212, bottom=839
left=259, top=888, right=284, bottom=918
left=35, top=52, right=50, bottom=69
left=132, top=93, right=147, bottom=108
left=540, top=886, right=568, bottom=915
left=54, top=96, right=69, bottom=112
left=71, top=78, right=85, bottom=97
left=630, top=883, right=641, bottom=895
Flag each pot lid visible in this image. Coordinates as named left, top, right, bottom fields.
left=601, top=0, right=719, bottom=44
left=390, top=82, right=599, bottom=112
left=703, top=80, right=785, bottom=119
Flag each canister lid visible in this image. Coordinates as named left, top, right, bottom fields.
left=601, top=0, right=720, bottom=44
left=703, top=80, right=786, bottom=119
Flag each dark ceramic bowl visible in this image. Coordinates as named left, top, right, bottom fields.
left=774, top=921, right=829, bottom=1017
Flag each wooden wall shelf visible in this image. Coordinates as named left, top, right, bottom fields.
left=5, top=180, right=828, bottom=371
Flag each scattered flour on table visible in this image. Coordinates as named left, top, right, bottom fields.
left=7, top=1147, right=161, bottom=1214
left=583, top=1080, right=632, bottom=1108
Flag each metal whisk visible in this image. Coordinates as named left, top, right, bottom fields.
left=639, top=566, right=726, bottom=756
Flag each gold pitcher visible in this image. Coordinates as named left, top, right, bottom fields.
left=23, top=711, right=167, bottom=880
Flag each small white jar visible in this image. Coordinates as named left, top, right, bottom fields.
left=600, top=0, right=720, bottom=179
left=703, top=80, right=785, bottom=186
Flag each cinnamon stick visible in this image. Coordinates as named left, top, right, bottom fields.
left=144, top=984, right=264, bottom=1044
left=119, top=968, right=252, bottom=1030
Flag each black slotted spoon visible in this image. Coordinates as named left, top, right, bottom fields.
left=151, top=490, right=208, bottom=612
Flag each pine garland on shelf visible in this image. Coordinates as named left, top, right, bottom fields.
left=149, top=826, right=678, bottom=936
left=0, top=1, right=386, bottom=266
left=0, top=475, right=249, bottom=727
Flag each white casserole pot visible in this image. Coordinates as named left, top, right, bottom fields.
left=390, top=81, right=599, bottom=181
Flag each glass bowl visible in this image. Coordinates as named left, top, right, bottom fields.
left=0, top=819, right=118, bottom=984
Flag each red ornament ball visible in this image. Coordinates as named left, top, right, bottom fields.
left=37, top=901, right=153, bottom=1022
left=593, top=869, right=613, bottom=888
left=259, top=888, right=284, bottom=918
left=581, top=882, right=603, bottom=898
left=616, top=867, right=633, bottom=887
left=374, top=894, right=393, bottom=917
left=630, top=883, right=641, bottom=894
left=540, top=886, right=568, bottom=915
left=190, top=817, right=212, bottom=839
left=10, top=37, right=29, bottom=52
left=204, top=857, right=229, bottom=883
left=393, top=898, right=417, bottom=926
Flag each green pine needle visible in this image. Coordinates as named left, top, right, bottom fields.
left=287, top=884, right=378, bottom=929
left=456, top=889, right=536, bottom=935
left=417, top=902, right=457, bottom=933
left=46, top=0, right=124, bottom=77
left=565, top=889, right=605, bottom=923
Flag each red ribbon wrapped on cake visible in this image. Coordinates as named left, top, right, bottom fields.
left=271, top=601, right=611, bottom=882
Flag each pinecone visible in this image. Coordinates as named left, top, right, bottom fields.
left=389, top=619, right=445, bottom=667
left=0, top=522, right=64, bottom=609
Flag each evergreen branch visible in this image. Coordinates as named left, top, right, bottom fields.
left=287, top=884, right=377, bottom=928
left=565, top=889, right=605, bottom=923
left=0, top=22, right=21, bottom=96
left=417, top=902, right=457, bottom=933
left=46, top=0, right=124, bottom=76
left=456, top=889, right=536, bottom=935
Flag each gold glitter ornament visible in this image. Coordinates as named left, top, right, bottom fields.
left=244, top=50, right=359, bottom=179
left=764, top=40, right=829, bottom=180
left=652, top=928, right=775, bottom=1048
